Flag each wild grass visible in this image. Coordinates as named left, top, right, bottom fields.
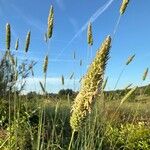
left=0, top=0, right=150, bottom=150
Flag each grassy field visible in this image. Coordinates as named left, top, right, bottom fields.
left=0, top=0, right=150, bottom=149
left=0, top=93, right=150, bottom=149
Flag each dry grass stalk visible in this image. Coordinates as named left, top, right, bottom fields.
left=25, top=31, right=31, bottom=53
left=143, top=68, right=149, bottom=81
left=43, top=55, right=49, bottom=73
left=47, top=5, right=54, bottom=39
left=120, top=0, right=130, bottom=15
left=6, top=23, right=11, bottom=50
left=87, top=22, right=93, bottom=46
left=70, top=36, right=111, bottom=131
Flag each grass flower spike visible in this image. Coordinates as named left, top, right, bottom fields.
left=120, top=0, right=130, bottom=15
left=87, top=22, right=93, bottom=46
left=47, top=5, right=54, bottom=39
left=25, top=31, right=31, bottom=53
left=70, top=36, right=111, bottom=131
left=6, top=23, right=11, bottom=50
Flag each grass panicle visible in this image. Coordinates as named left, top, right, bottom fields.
left=61, top=75, right=64, bottom=85
left=126, top=54, right=135, bottom=65
left=143, top=68, right=149, bottom=81
left=87, top=22, right=93, bottom=46
left=47, top=5, right=54, bottom=39
left=73, top=51, right=76, bottom=60
left=15, top=38, right=19, bottom=50
left=25, top=31, right=31, bottom=53
left=80, top=59, right=82, bottom=66
left=70, top=72, right=74, bottom=80
left=70, top=35, right=111, bottom=131
left=120, top=0, right=130, bottom=15
left=43, top=55, right=49, bottom=73
left=120, top=86, right=137, bottom=105
left=6, top=23, right=11, bottom=50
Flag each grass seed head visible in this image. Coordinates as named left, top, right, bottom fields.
left=47, top=5, right=54, bottom=39
left=143, top=68, right=149, bottom=81
left=15, top=38, right=19, bottom=50
left=61, top=75, right=64, bottom=85
left=80, top=59, right=82, bottom=66
left=70, top=35, right=111, bottom=131
left=70, top=72, right=74, bottom=80
left=120, top=0, right=130, bottom=15
left=43, top=55, right=49, bottom=73
left=126, top=54, right=135, bottom=65
left=25, top=31, right=31, bottom=53
left=6, top=23, right=11, bottom=50
left=73, top=51, right=76, bottom=59
left=87, top=22, right=93, bottom=46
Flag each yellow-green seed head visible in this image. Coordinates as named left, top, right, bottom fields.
left=25, top=31, right=31, bottom=53
left=47, top=5, right=54, bottom=39
left=120, top=0, right=130, bottom=15
left=6, top=23, right=11, bottom=50
left=70, top=36, right=111, bottom=131
left=87, top=22, right=93, bottom=46
left=43, top=55, right=49, bottom=73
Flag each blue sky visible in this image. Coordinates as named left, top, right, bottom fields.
left=0, top=0, right=150, bottom=93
